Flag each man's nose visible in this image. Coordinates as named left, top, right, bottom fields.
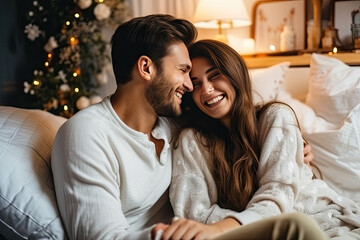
left=184, top=75, right=193, bottom=92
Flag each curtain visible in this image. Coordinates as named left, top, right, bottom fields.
left=127, top=0, right=200, bottom=21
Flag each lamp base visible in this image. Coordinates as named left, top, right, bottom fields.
left=214, top=33, right=228, bottom=44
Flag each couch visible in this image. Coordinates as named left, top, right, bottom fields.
left=0, top=53, right=359, bottom=239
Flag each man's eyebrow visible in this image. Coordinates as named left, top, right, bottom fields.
left=179, top=63, right=191, bottom=70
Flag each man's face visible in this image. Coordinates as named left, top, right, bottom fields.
left=145, top=42, right=193, bottom=117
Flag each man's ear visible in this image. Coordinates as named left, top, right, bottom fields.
left=137, top=55, right=155, bottom=81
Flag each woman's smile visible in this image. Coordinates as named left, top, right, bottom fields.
left=204, top=94, right=225, bottom=106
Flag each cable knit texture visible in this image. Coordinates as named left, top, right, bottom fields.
left=170, top=104, right=360, bottom=239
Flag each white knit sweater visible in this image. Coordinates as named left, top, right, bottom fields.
left=170, top=104, right=360, bottom=239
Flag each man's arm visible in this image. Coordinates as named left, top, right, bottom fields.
left=51, top=119, right=152, bottom=240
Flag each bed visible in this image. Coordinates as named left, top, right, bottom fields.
left=0, top=53, right=359, bottom=239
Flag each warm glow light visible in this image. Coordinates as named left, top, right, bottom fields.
left=33, top=80, right=41, bottom=86
left=74, top=13, right=80, bottom=18
left=45, top=62, right=49, bottom=67
left=48, top=53, right=52, bottom=58
left=74, top=87, right=80, bottom=93
left=193, top=0, right=251, bottom=44
left=241, top=38, right=255, bottom=54
left=75, top=68, right=81, bottom=75
left=193, top=0, right=251, bottom=28
left=64, top=105, right=69, bottom=111
left=70, top=36, right=78, bottom=46
left=66, top=21, right=70, bottom=26
left=269, top=45, right=276, bottom=52
left=73, top=72, right=78, bottom=77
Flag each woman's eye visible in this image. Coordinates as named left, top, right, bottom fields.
left=209, top=72, right=221, bottom=80
left=192, top=81, right=200, bottom=88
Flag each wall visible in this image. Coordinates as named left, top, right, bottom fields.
left=0, top=0, right=39, bottom=107
left=2, top=0, right=348, bottom=106
left=0, top=0, right=258, bottom=106
left=129, top=0, right=257, bottom=51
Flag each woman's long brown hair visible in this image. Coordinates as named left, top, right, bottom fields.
left=173, top=39, right=319, bottom=211
left=174, top=39, right=263, bottom=211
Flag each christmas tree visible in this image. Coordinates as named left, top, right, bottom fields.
left=24, top=0, right=131, bottom=118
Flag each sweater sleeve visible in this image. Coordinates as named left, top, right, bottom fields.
left=227, top=105, right=312, bottom=225
left=170, top=129, right=239, bottom=224
left=51, top=117, right=153, bottom=240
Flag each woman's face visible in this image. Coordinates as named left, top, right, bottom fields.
left=190, top=56, right=236, bottom=127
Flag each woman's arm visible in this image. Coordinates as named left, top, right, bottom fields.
left=228, top=105, right=313, bottom=225
left=170, top=129, right=238, bottom=224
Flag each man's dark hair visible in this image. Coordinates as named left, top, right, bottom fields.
left=111, top=14, right=197, bottom=85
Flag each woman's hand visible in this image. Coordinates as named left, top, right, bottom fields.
left=303, top=142, right=313, bottom=168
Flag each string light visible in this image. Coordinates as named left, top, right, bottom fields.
left=33, top=79, right=41, bottom=86
left=74, top=13, right=80, bottom=18
left=64, top=105, right=69, bottom=111
left=66, top=21, right=70, bottom=26
left=98, top=0, right=104, bottom=2
left=74, top=87, right=80, bottom=93
left=47, top=53, right=52, bottom=58
left=45, top=61, right=49, bottom=67
left=69, top=36, right=78, bottom=46
left=73, top=72, right=78, bottom=77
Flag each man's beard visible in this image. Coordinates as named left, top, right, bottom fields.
left=145, top=73, right=182, bottom=118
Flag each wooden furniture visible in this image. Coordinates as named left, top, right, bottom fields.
left=243, top=52, right=360, bottom=68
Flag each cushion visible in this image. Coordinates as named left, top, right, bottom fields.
left=306, top=53, right=360, bottom=124
left=279, top=54, right=360, bottom=200
left=303, top=103, right=360, bottom=200
left=249, top=62, right=291, bottom=104
left=0, top=106, right=67, bottom=239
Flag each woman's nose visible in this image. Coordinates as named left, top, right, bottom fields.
left=203, top=81, right=214, bottom=94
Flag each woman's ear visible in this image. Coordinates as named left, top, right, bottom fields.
left=137, top=55, right=155, bottom=81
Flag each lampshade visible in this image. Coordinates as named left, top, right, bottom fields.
left=193, top=0, right=251, bottom=29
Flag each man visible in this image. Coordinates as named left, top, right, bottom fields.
left=52, top=14, right=323, bottom=240
left=52, top=14, right=196, bottom=240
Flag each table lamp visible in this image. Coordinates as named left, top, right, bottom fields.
left=193, top=0, right=251, bottom=44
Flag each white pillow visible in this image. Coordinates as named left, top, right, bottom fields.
left=249, top=62, right=291, bottom=104
left=0, top=107, right=67, bottom=239
left=279, top=54, right=360, bottom=200
left=306, top=53, right=360, bottom=124
left=303, top=104, right=360, bottom=200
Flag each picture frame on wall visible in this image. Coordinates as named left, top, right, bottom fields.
left=333, top=0, right=360, bottom=50
left=251, top=0, right=305, bottom=53
left=305, top=0, right=333, bottom=50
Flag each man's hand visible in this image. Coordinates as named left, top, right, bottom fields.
left=151, top=223, right=168, bottom=240
left=303, top=141, right=313, bottom=168
left=159, top=217, right=240, bottom=240
left=159, top=218, right=220, bottom=240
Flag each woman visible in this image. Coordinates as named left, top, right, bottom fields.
left=166, top=40, right=360, bottom=239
